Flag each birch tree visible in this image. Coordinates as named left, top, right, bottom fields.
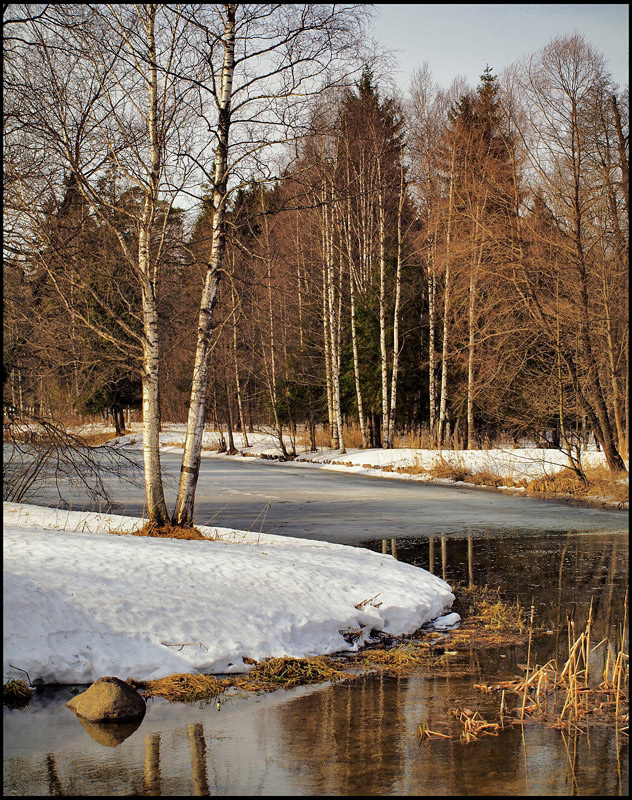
left=4, top=4, right=196, bottom=522
left=173, top=4, right=368, bottom=524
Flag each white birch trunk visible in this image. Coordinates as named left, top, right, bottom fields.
left=377, top=183, right=390, bottom=448
left=428, top=236, right=437, bottom=439
left=387, top=169, right=405, bottom=447
left=325, top=187, right=345, bottom=453
left=231, top=284, right=248, bottom=448
left=139, top=7, right=168, bottom=523
left=438, top=145, right=456, bottom=448
left=342, top=143, right=368, bottom=447
left=321, top=201, right=335, bottom=446
left=343, top=178, right=368, bottom=448
left=174, top=5, right=235, bottom=525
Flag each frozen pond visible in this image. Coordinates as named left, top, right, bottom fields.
left=24, top=450, right=628, bottom=543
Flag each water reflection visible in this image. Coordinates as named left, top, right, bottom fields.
left=276, top=674, right=407, bottom=795
left=188, top=723, right=209, bottom=796
left=380, top=538, right=397, bottom=558
left=45, top=754, right=63, bottom=796
left=373, top=531, right=627, bottom=641
left=144, top=733, right=160, bottom=795
left=74, top=714, right=144, bottom=747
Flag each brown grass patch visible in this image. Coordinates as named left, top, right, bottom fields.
left=3, top=679, right=32, bottom=708
left=448, top=585, right=528, bottom=650
left=394, top=464, right=428, bottom=475
left=233, top=656, right=353, bottom=692
left=357, top=643, right=433, bottom=671
left=467, top=469, right=509, bottom=488
left=429, top=456, right=472, bottom=482
left=80, top=431, right=121, bottom=446
left=115, top=521, right=213, bottom=540
left=527, top=467, right=587, bottom=497
left=526, top=465, right=629, bottom=504
left=141, top=673, right=228, bottom=703
left=341, top=425, right=365, bottom=449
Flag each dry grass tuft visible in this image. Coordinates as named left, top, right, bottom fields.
left=526, top=465, right=628, bottom=504
left=234, top=656, right=352, bottom=691
left=357, top=643, right=431, bottom=671
left=3, top=679, right=32, bottom=708
left=114, top=521, right=214, bottom=541
left=467, top=469, right=510, bottom=488
left=527, top=467, right=587, bottom=497
left=394, top=463, right=429, bottom=475
left=428, top=456, right=473, bottom=483
left=341, top=425, right=365, bottom=449
left=449, top=585, right=528, bottom=650
left=141, top=673, right=228, bottom=703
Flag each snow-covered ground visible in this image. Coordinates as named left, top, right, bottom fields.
left=3, top=502, right=455, bottom=686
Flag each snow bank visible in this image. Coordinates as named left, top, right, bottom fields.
left=102, top=423, right=618, bottom=482
left=3, top=503, right=454, bottom=685
left=295, top=446, right=613, bottom=479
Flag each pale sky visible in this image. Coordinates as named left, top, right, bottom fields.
left=371, top=4, right=629, bottom=94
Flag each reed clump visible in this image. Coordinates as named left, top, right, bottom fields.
left=474, top=599, right=628, bottom=733
left=416, top=708, right=502, bottom=744
left=449, top=585, right=528, bottom=650
left=394, top=464, right=429, bottom=475
left=526, top=465, right=628, bottom=504
left=527, top=468, right=588, bottom=497
left=428, top=456, right=472, bottom=483
left=452, top=707, right=502, bottom=743
left=141, top=673, right=228, bottom=703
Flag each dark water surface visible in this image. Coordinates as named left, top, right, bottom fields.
left=4, top=456, right=629, bottom=796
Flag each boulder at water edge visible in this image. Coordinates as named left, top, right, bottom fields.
left=66, top=676, right=146, bottom=722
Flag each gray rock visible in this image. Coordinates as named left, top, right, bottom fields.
left=66, top=676, right=146, bottom=722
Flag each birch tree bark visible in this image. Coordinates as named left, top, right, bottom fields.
left=377, top=178, right=390, bottom=448
left=138, top=6, right=169, bottom=523
left=428, top=239, right=437, bottom=439
left=230, top=283, right=249, bottom=448
left=343, top=189, right=369, bottom=448
left=438, top=144, right=456, bottom=447
left=387, top=167, right=406, bottom=448
left=173, top=5, right=236, bottom=525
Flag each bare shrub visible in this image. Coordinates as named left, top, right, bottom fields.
left=3, top=405, right=142, bottom=506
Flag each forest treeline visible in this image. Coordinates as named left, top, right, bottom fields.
left=3, top=5, right=628, bottom=524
